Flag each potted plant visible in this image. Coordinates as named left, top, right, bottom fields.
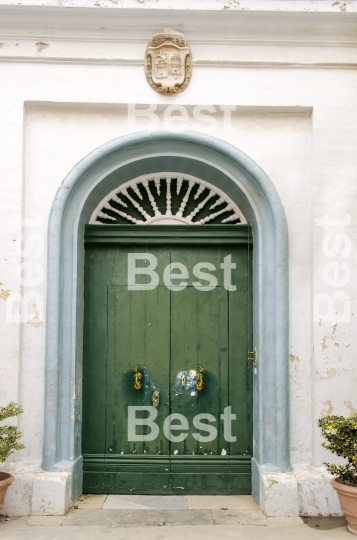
left=319, top=414, right=357, bottom=535
left=0, top=402, right=24, bottom=508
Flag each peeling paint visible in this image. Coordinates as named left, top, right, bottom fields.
left=223, top=0, right=241, bottom=9
left=28, top=311, right=43, bottom=329
left=332, top=0, right=346, bottom=10
left=265, top=475, right=279, bottom=485
left=321, top=400, right=333, bottom=416
left=321, top=333, right=341, bottom=349
left=289, top=354, right=299, bottom=362
left=326, top=368, right=336, bottom=377
left=344, top=400, right=357, bottom=416
left=0, top=288, right=10, bottom=301
left=36, top=41, right=49, bottom=52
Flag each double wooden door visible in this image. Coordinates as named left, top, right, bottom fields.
left=82, top=225, right=252, bottom=494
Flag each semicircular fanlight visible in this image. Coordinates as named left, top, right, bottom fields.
left=89, top=173, right=246, bottom=225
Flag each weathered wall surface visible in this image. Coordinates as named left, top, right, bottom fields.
left=0, top=0, right=356, bottom=515
left=0, top=0, right=356, bottom=12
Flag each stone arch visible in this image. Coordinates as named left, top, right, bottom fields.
left=43, top=131, right=290, bottom=507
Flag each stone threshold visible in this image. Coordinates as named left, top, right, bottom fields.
left=25, top=495, right=307, bottom=528
left=79, top=494, right=260, bottom=510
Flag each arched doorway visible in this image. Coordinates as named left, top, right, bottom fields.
left=43, top=132, right=290, bottom=509
left=82, top=172, right=252, bottom=494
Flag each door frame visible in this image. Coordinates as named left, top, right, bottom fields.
left=43, top=131, right=290, bottom=509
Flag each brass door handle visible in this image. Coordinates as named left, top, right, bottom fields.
left=195, top=366, right=204, bottom=391
left=132, top=367, right=142, bottom=390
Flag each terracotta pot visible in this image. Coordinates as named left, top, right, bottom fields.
left=331, top=478, right=357, bottom=535
left=0, top=472, right=14, bottom=508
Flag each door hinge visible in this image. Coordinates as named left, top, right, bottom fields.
left=247, top=347, right=257, bottom=367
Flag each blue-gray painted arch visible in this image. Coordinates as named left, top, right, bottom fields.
left=43, top=131, right=290, bottom=505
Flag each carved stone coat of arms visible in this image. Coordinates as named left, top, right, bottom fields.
left=145, top=29, right=192, bottom=95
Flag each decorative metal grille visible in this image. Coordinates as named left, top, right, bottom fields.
left=90, top=173, right=246, bottom=225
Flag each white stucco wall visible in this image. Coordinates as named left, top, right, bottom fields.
left=0, top=0, right=356, bottom=516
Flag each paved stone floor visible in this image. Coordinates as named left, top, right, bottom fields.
left=0, top=495, right=351, bottom=539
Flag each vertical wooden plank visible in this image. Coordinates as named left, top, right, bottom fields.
left=227, top=244, right=253, bottom=494
left=82, top=245, right=114, bottom=456
left=169, top=246, right=230, bottom=493
left=104, top=245, right=172, bottom=492
left=228, top=245, right=253, bottom=458
left=83, top=245, right=118, bottom=492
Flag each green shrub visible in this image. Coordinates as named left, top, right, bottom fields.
left=318, top=414, right=357, bottom=487
left=0, top=402, right=25, bottom=463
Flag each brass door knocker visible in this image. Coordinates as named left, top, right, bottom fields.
left=195, top=366, right=204, bottom=391
left=132, top=367, right=142, bottom=390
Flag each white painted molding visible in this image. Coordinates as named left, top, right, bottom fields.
left=1, top=6, right=356, bottom=67
left=1, top=0, right=357, bottom=14
left=0, top=6, right=356, bottom=45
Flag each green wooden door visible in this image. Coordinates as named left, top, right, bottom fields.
left=82, top=226, right=252, bottom=495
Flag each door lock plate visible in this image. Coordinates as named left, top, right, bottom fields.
left=152, top=391, right=160, bottom=407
